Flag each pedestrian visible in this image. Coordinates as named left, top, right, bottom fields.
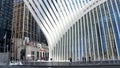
left=88, top=56, right=91, bottom=63
left=82, top=57, right=84, bottom=63
left=69, top=57, right=72, bottom=63
left=50, top=58, right=52, bottom=61
left=84, top=57, right=86, bottom=63
left=82, top=57, right=86, bottom=63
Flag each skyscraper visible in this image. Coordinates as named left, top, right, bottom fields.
left=12, top=0, right=47, bottom=60
left=0, top=0, right=14, bottom=52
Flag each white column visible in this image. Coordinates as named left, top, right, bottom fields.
left=66, top=32, right=68, bottom=60
left=78, top=20, right=80, bottom=61
left=72, top=25, right=74, bottom=61
left=59, top=39, right=61, bottom=60
left=86, top=13, right=91, bottom=60
left=63, top=34, right=66, bottom=60
left=83, top=16, right=87, bottom=60
left=96, top=7, right=104, bottom=60
left=74, top=23, right=77, bottom=61
left=68, top=29, right=71, bottom=58
left=103, top=3, right=114, bottom=60
left=70, top=28, right=72, bottom=58
left=107, top=0, right=119, bottom=59
left=110, top=0, right=120, bottom=59
left=92, top=10, right=100, bottom=60
left=65, top=32, right=67, bottom=60
left=99, top=5, right=109, bottom=60
left=57, top=44, right=58, bottom=60
left=110, top=0, right=120, bottom=39
left=89, top=11, right=96, bottom=61
left=80, top=18, right=83, bottom=59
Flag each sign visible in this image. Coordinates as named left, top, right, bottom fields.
left=40, top=48, right=46, bottom=52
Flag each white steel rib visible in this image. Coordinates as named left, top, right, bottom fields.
left=23, top=0, right=107, bottom=60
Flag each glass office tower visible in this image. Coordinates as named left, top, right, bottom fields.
left=24, top=0, right=120, bottom=61
left=0, top=0, right=13, bottom=52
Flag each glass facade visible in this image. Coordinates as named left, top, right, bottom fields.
left=0, top=0, right=13, bottom=52
left=52, top=0, right=120, bottom=61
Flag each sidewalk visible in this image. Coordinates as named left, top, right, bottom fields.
left=0, top=62, right=7, bottom=66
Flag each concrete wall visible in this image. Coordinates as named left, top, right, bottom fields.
left=0, top=53, right=9, bottom=65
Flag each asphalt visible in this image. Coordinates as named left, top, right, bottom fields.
left=1, top=61, right=120, bottom=68
left=0, top=64, right=120, bottom=68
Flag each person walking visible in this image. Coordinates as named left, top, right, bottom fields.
left=88, top=56, right=91, bottom=63
left=69, top=57, right=72, bottom=63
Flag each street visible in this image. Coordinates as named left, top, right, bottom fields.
left=0, top=64, right=120, bottom=68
